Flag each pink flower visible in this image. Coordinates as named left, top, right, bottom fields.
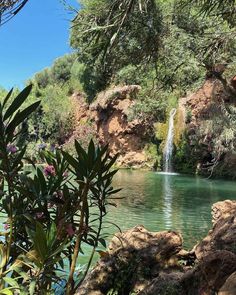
left=7, top=145, right=18, bottom=154
left=47, top=202, right=54, bottom=209
left=66, top=223, right=75, bottom=237
left=43, top=165, right=56, bottom=177
left=63, top=171, right=69, bottom=179
left=4, top=223, right=9, bottom=231
left=53, top=191, right=63, bottom=200
left=36, top=212, right=44, bottom=219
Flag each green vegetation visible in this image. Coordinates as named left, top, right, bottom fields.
left=0, top=87, right=120, bottom=294
left=8, top=0, right=233, bottom=176
left=2, top=0, right=236, bottom=176
left=69, top=0, right=235, bottom=113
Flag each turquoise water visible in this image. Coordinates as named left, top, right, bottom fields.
left=103, top=170, right=236, bottom=249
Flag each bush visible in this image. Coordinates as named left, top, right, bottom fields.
left=50, top=54, right=76, bottom=84
left=0, top=86, right=120, bottom=294
left=113, top=65, right=144, bottom=85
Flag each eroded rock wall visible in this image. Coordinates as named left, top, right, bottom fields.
left=174, top=77, right=236, bottom=178
left=67, top=85, right=156, bottom=168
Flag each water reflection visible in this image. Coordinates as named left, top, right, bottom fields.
left=162, top=175, right=173, bottom=229
left=109, top=170, right=236, bottom=248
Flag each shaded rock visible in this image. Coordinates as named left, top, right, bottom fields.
left=76, top=200, right=236, bottom=295
left=75, top=257, right=116, bottom=295
left=195, top=201, right=236, bottom=259
left=138, top=272, right=185, bottom=295
left=76, top=226, right=183, bottom=295
left=109, top=225, right=183, bottom=264
left=182, top=250, right=236, bottom=295
left=218, top=271, right=236, bottom=295
left=177, top=76, right=236, bottom=178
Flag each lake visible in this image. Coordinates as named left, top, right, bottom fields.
left=104, top=170, right=236, bottom=249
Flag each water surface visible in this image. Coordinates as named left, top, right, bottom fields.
left=105, top=170, right=236, bottom=248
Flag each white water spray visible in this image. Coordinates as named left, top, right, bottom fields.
left=163, top=108, right=176, bottom=172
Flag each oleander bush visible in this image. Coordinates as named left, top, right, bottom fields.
left=0, top=86, right=120, bottom=294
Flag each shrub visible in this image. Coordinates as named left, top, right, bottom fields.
left=0, top=86, right=120, bottom=294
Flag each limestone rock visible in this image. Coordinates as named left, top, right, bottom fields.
left=67, top=85, right=155, bottom=168
left=212, top=200, right=236, bottom=224
left=182, top=250, right=236, bottom=295
left=138, top=272, right=184, bottom=295
left=218, top=272, right=236, bottom=295
left=108, top=225, right=183, bottom=263
left=76, top=226, right=183, bottom=295
left=76, top=201, right=236, bottom=295
left=195, top=201, right=236, bottom=259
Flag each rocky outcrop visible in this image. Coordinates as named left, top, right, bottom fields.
left=174, top=77, right=236, bottom=178
left=212, top=200, right=236, bottom=224
left=76, top=200, right=236, bottom=295
left=76, top=226, right=184, bottom=295
left=194, top=200, right=236, bottom=259
left=219, top=271, right=236, bottom=295
left=68, top=86, right=155, bottom=168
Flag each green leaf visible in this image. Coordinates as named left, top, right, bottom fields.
left=75, top=140, right=88, bottom=162
left=0, top=245, right=7, bottom=269
left=48, top=240, right=70, bottom=258
left=2, top=88, right=13, bottom=109
left=6, top=101, right=40, bottom=137
left=105, top=154, right=119, bottom=172
left=29, top=279, right=36, bottom=295
left=36, top=168, right=47, bottom=195
left=101, top=169, right=119, bottom=182
left=98, top=238, right=107, bottom=248
left=108, top=188, right=122, bottom=195
left=2, top=277, right=19, bottom=288
left=33, top=222, right=48, bottom=263
left=0, top=289, right=14, bottom=295
left=88, top=139, right=95, bottom=169
left=47, top=222, right=57, bottom=249
left=62, top=151, right=79, bottom=171
left=3, top=84, right=32, bottom=121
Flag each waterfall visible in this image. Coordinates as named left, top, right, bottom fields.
left=163, top=108, right=176, bottom=172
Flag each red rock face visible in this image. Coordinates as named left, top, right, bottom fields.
left=231, top=75, right=236, bottom=90
left=68, top=86, right=154, bottom=168
left=182, top=77, right=236, bottom=178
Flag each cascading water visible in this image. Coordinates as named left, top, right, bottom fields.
left=163, top=108, right=176, bottom=172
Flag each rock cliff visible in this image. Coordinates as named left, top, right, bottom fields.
left=66, top=77, right=236, bottom=177
left=174, top=77, right=236, bottom=178
left=67, top=85, right=156, bottom=168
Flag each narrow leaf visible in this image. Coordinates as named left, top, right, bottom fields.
left=4, top=84, right=32, bottom=120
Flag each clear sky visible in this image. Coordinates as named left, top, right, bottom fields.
left=0, top=0, right=79, bottom=89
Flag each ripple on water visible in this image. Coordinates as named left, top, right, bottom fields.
left=104, top=170, right=236, bottom=248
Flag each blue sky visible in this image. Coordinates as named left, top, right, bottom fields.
left=0, top=0, right=79, bottom=89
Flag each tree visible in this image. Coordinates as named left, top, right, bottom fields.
left=176, top=0, right=236, bottom=75
left=0, top=0, right=29, bottom=25
left=179, top=0, right=236, bottom=26
left=70, top=0, right=163, bottom=98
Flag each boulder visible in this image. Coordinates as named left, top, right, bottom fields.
left=76, top=200, right=236, bottom=295
left=212, top=200, right=236, bottom=224
left=181, top=250, right=236, bottom=295
left=76, top=226, right=183, bottom=295
left=108, top=225, right=183, bottom=264
left=194, top=201, right=236, bottom=259
left=138, top=272, right=184, bottom=295
left=218, top=272, right=236, bottom=295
